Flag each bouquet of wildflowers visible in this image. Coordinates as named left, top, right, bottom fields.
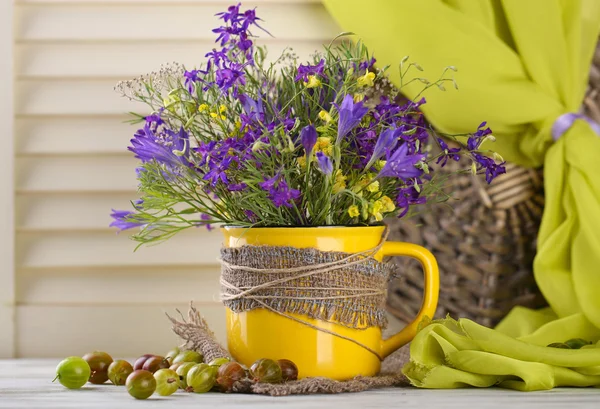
left=112, top=3, right=505, bottom=245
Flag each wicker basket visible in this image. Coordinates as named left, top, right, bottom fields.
left=386, top=40, right=600, bottom=328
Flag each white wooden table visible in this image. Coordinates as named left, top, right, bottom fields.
left=1, top=360, right=599, bottom=409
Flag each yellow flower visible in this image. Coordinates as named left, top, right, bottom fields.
left=348, top=205, right=360, bottom=218
left=361, top=202, right=369, bottom=220
left=198, top=103, right=209, bottom=112
left=357, top=71, right=376, bottom=87
left=367, top=180, right=380, bottom=193
left=318, top=110, right=332, bottom=123
left=375, top=160, right=386, bottom=171
left=305, top=75, right=322, bottom=88
left=351, top=174, right=374, bottom=193
left=210, top=111, right=226, bottom=120
left=297, top=155, right=307, bottom=169
left=219, top=105, right=227, bottom=113
left=314, top=137, right=334, bottom=156
left=370, top=200, right=384, bottom=221
left=333, top=171, right=347, bottom=193
left=229, top=120, right=243, bottom=137
left=380, top=196, right=396, bottom=212
left=353, top=93, right=365, bottom=103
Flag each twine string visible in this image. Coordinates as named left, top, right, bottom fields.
left=218, top=228, right=390, bottom=361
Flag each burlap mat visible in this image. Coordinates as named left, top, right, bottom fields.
left=168, top=303, right=410, bottom=396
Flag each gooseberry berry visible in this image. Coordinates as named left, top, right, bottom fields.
left=169, top=362, right=183, bottom=371
left=108, top=360, right=133, bottom=386
left=165, top=347, right=180, bottom=365
left=208, top=357, right=231, bottom=367
left=126, top=370, right=156, bottom=400
left=277, top=359, right=298, bottom=382
left=82, top=351, right=113, bottom=384
left=142, top=356, right=169, bottom=374
left=216, top=361, right=246, bottom=392
left=133, top=354, right=155, bottom=371
left=176, top=362, right=196, bottom=389
left=54, top=357, right=91, bottom=389
left=154, top=369, right=180, bottom=396
left=186, top=363, right=217, bottom=393
left=172, top=350, right=203, bottom=365
left=250, top=358, right=282, bottom=384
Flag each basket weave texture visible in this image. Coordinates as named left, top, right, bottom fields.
left=387, top=40, right=600, bottom=328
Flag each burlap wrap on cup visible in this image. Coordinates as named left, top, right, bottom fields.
left=220, top=245, right=393, bottom=330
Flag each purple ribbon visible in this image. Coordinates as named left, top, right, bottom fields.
left=552, top=113, right=600, bottom=141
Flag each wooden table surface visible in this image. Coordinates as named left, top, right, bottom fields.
left=1, top=359, right=599, bottom=409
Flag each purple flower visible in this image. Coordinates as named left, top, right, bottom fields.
left=239, top=94, right=264, bottom=122
left=212, top=25, right=242, bottom=47
left=472, top=153, right=506, bottom=183
left=259, top=174, right=301, bottom=208
left=395, top=185, right=426, bottom=218
left=368, top=127, right=399, bottom=166
left=240, top=8, right=271, bottom=35
left=200, top=213, right=213, bottom=231
left=378, top=143, right=425, bottom=180
left=203, top=156, right=235, bottom=186
left=467, top=122, right=492, bottom=151
left=228, top=182, right=247, bottom=191
left=295, top=59, right=325, bottom=82
left=244, top=209, right=257, bottom=222
left=129, top=117, right=190, bottom=169
left=216, top=3, right=242, bottom=24
left=109, top=210, right=145, bottom=231
left=205, top=48, right=228, bottom=67
left=316, top=152, right=333, bottom=175
left=436, top=138, right=461, bottom=167
left=335, top=94, right=369, bottom=143
left=358, top=57, right=377, bottom=71
left=300, top=125, right=317, bottom=156
left=215, top=61, right=246, bottom=92
left=184, top=70, right=201, bottom=93
left=258, top=174, right=278, bottom=191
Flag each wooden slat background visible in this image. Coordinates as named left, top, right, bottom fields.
left=12, top=0, right=340, bottom=357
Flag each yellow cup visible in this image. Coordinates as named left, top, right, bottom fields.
left=221, top=225, right=439, bottom=380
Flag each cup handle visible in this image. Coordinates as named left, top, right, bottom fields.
left=380, top=241, right=439, bottom=358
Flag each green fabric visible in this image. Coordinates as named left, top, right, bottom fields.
left=403, top=317, right=600, bottom=390
left=322, top=0, right=600, bottom=390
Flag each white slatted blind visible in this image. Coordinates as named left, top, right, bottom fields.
left=13, top=0, right=340, bottom=358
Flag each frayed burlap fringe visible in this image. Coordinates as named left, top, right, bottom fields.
left=169, top=304, right=411, bottom=396
left=166, top=303, right=231, bottom=363
left=220, top=245, right=393, bottom=330
left=231, top=374, right=408, bottom=396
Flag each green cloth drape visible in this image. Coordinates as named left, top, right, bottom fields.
left=403, top=316, right=600, bottom=390
left=323, top=0, right=600, bottom=390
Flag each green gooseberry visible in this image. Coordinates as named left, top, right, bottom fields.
left=165, top=347, right=180, bottom=365
left=186, top=363, right=217, bottom=393
left=172, top=350, right=203, bottom=365
left=175, top=362, right=196, bottom=389
left=154, top=369, right=180, bottom=396
left=54, top=357, right=91, bottom=389
left=208, top=357, right=231, bottom=367
left=126, top=370, right=156, bottom=400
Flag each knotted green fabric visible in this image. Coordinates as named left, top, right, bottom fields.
left=403, top=316, right=600, bottom=390
left=323, top=0, right=600, bottom=390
